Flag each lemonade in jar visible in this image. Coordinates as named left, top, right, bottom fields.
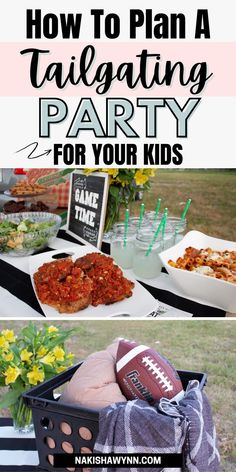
left=133, top=229, right=162, bottom=279
left=111, top=223, right=136, bottom=269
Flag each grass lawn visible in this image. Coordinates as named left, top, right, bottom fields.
left=121, top=170, right=236, bottom=241
left=0, top=320, right=235, bottom=471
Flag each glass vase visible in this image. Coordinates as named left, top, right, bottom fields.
left=10, top=395, right=34, bottom=433
left=104, top=197, right=120, bottom=234
left=104, top=191, right=134, bottom=234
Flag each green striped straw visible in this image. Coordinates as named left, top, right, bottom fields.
left=138, top=203, right=145, bottom=230
left=145, top=213, right=165, bottom=257
left=174, top=198, right=191, bottom=237
left=154, top=198, right=161, bottom=222
left=123, top=208, right=129, bottom=248
left=161, top=208, right=168, bottom=242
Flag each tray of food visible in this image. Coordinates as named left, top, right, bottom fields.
left=3, top=199, right=50, bottom=214
left=29, top=246, right=158, bottom=318
left=159, top=230, right=236, bottom=312
left=5, top=180, right=47, bottom=197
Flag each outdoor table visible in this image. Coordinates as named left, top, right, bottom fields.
left=0, top=418, right=39, bottom=471
left=0, top=229, right=227, bottom=318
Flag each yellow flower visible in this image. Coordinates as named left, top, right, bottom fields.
left=0, top=336, right=9, bottom=351
left=27, top=365, right=45, bottom=385
left=53, top=347, right=65, bottom=361
left=40, top=353, right=55, bottom=367
left=3, top=352, right=14, bottom=362
left=20, top=349, right=33, bottom=362
left=37, top=346, right=48, bottom=358
left=48, top=326, right=58, bottom=334
left=116, top=177, right=129, bottom=187
left=101, top=169, right=119, bottom=178
left=143, top=169, right=156, bottom=177
left=83, top=169, right=95, bottom=176
left=134, top=170, right=149, bottom=186
left=66, top=352, right=75, bottom=361
left=1, top=330, right=16, bottom=343
left=56, top=366, right=66, bottom=373
left=4, top=366, right=21, bottom=385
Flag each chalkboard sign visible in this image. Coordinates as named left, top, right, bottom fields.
left=66, top=171, right=109, bottom=249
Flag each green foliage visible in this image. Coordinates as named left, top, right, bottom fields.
left=0, top=387, right=23, bottom=408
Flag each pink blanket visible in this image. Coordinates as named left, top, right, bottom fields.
left=60, top=340, right=126, bottom=409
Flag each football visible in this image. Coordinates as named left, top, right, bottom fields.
left=116, top=339, right=184, bottom=404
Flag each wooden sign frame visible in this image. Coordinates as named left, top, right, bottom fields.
left=66, top=170, right=109, bottom=249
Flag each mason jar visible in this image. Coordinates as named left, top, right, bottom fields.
left=129, top=216, right=153, bottom=232
left=110, top=223, right=136, bottom=269
left=148, top=215, right=187, bottom=250
left=168, top=217, right=187, bottom=245
left=146, top=211, right=164, bottom=225
left=146, top=214, right=169, bottom=251
left=132, top=229, right=162, bottom=279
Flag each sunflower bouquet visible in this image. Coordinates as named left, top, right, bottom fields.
left=83, top=169, right=156, bottom=232
left=0, top=323, right=77, bottom=431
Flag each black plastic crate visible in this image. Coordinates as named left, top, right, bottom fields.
left=23, top=363, right=207, bottom=472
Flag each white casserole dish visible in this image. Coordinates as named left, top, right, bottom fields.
left=159, top=231, right=236, bottom=313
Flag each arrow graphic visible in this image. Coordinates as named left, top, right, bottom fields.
left=16, top=142, right=52, bottom=159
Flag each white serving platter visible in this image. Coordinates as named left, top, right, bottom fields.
left=4, top=190, right=47, bottom=198
left=29, top=246, right=158, bottom=319
left=159, top=231, right=236, bottom=312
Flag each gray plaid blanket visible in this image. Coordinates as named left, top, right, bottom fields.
left=94, top=380, right=220, bottom=472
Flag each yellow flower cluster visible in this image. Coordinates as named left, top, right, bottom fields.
left=143, top=169, right=156, bottom=177
left=20, top=349, right=33, bottom=362
left=53, top=346, right=65, bottom=361
left=115, top=177, right=130, bottom=187
left=27, top=365, right=45, bottom=385
left=40, top=353, right=55, bottom=366
left=100, top=169, right=119, bottom=178
left=4, top=366, right=21, bottom=385
left=39, top=346, right=65, bottom=367
left=55, top=351, right=74, bottom=373
left=3, top=352, right=14, bottom=362
left=2, top=330, right=16, bottom=343
left=134, top=169, right=156, bottom=185
left=67, top=353, right=75, bottom=361
left=0, top=324, right=76, bottom=391
left=82, top=168, right=95, bottom=175
left=37, top=346, right=48, bottom=358
left=134, top=170, right=149, bottom=186
left=0, top=336, right=9, bottom=351
left=83, top=168, right=156, bottom=187
left=83, top=168, right=120, bottom=179
left=48, top=326, right=58, bottom=333
left=56, top=366, right=67, bottom=373
left=0, top=329, right=16, bottom=352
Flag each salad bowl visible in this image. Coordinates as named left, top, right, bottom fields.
left=0, top=212, right=61, bottom=256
